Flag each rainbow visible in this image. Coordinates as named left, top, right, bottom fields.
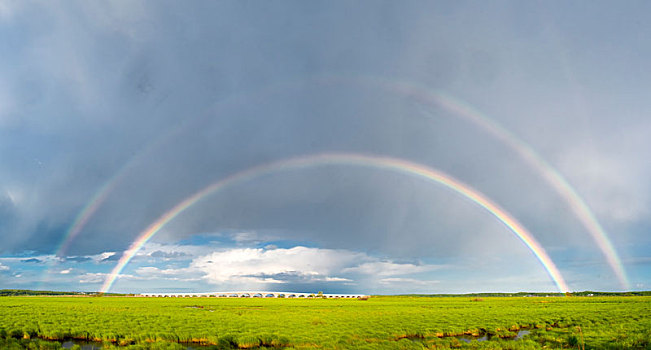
left=53, top=77, right=308, bottom=258
left=54, top=128, right=180, bottom=258
left=100, top=153, right=569, bottom=294
left=432, top=93, right=629, bottom=289
left=59, top=74, right=620, bottom=290
left=56, top=167, right=127, bottom=257
left=319, top=75, right=628, bottom=290
left=428, top=92, right=627, bottom=289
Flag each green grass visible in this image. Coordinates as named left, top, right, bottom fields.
left=0, top=295, right=649, bottom=349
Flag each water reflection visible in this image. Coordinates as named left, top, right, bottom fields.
left=61, top=340, right=103, bottom=349
left=457, top=329, right=530, bottom=343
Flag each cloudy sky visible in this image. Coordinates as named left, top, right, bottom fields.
left=1, top=1, right=649, bottom=294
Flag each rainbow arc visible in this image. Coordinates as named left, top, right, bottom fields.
left=100, top=153, right=570, bottom=294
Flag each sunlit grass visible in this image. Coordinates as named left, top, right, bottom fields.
left=0, top=295, right=649, bottom=349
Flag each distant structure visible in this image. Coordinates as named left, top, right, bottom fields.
left=138, top=291, right=369, bottom=299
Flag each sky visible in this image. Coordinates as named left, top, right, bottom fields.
left=0, top=1, right=650, bottom=295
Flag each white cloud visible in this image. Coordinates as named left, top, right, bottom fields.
left=79, top=273, right=106, bottom=284
left=96, top=244, right=446, bottom=289
left=180, top=246, right=443, bottom=287
left=133, top=242, right=210, bottom=260
left=232, top=231, right=262, bottom=244
left=324, top=277, right=353, bottom=282
left=343, top=261, right=439, bottom=276
left=379, top=278, right=440, bottom=286
left=79, top=272, right=139, bottom=284
left=63, top=251, right=118, bottom=264
left=60, top=269, right=71, bottom=274
left=97, top=252, right=116, bottom=262
left=0, top=254, right=59, bottom=264
left=134, top=266, right=202, bottom=282
left=191, top=246, right=364, bottom=285
left=98, top=252, right=114, bottom=259
left=0, top=263, right=9, bottom=271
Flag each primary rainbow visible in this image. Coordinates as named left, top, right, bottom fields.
left=100, top=153, right=569, bottom=294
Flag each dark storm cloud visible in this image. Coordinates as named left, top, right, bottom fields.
left=21, top=258, right=42, bottom=264
left=1, top=1, right=650, bottom=292
left=0, top=1, right=470, bottom=256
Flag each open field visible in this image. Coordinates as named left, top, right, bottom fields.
left=0, top=295, right=649, bottom=349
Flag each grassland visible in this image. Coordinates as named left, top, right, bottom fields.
left=0, top=295, right=649, bottom=349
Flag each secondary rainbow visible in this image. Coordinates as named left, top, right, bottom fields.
left=321, top=74, right=628, bottom=290
left=54, top=76, right=309, bottom=258
left=428, top=91, right=628, bottom=290
left=56, top=167, right=127, bottom=257
left=100, top=153, right=569, bottom=294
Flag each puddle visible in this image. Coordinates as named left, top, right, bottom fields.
left=515, top=330, right=530, bottom=339
left=29, top=339, right=105, bottom=349
left=61, top=340, right=104, bottom=349
left=39, top=339, right=201, bottom=349
left=457, top=329, right=530, bottom=343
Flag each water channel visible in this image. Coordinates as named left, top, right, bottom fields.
left=43, top=329, right=533, bottom=348
left=456, top=329, right=531, bottom=343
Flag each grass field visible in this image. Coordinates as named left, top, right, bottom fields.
left=0, top=295, right=649, bottom=349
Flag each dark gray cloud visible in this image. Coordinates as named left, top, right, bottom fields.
left=21, top=258, right=42, bottom=264
left=0, top=1, right=650, bottom=292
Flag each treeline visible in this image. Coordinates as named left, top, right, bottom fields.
left=0, top=289, right=93, bottom=296
left=570, top=291, right=651, bottom=296
left=399, top=291, right=651, bottom=297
